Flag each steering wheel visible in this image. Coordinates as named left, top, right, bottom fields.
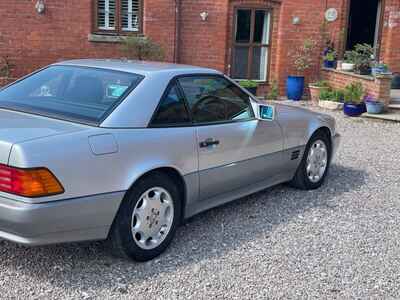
left=192, top=95, right=228, bottom=121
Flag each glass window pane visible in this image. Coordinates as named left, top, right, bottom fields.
left=178, top=77, right=253, bottom=124
left=152, top=84, right=190, bottom=126
left=0, top=66, right=143, bottom=124
left=122, top=0, right=140, bottom=32
left=235, top=9, right=251, bottom=43
left=254, top=10, right=270, bottom=44
left=232, top=47, right=249, bottom=79
left=251, top=47, right=268, bottom=81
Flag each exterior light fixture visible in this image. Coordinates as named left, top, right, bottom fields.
left=35, top=0, right=46, bottom=14
left=200, top=11, right=209, bottom=21
left=292, top=16, right=301, bottom=25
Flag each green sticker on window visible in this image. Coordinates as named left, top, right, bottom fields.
left=107, top=84, right=129, bottom=98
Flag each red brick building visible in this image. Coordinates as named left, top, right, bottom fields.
left=0, top=0, right=399, bottom=96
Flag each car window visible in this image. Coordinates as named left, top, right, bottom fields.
left=151, top=82, right=191, bottom=126
left=178, top=76, right=253, bottom=124
left=0, top=66, right=143, bottom=125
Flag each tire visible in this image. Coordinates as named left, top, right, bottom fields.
left=290, top=131, right=332, bottom=190
left=108, top=172, right=182, bottom=261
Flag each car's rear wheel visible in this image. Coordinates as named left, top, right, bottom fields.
left=108, top=172, right=181, bottom=261
left=290, top=131, right=331, bottom=190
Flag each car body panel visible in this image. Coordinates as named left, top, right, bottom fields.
left=196, top=119, right=284, bottom=201
left=0, top=60, right=340, bottom=245
left=0, top=109, right=88, bottom=164
left=8, top=127, right=198, bottom=204
left=0, top=192, right=124, bottom=245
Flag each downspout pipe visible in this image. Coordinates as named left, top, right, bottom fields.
left=174, top=0, right=181, bottom=63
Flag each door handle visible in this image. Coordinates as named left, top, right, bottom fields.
left=199, top=138, right=220, bottom=148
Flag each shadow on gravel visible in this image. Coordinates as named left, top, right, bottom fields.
left=0, top=163, right=367, bottom=293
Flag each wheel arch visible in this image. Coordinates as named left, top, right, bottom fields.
left=309, top=126, right=332, bottom=147
left=125, top=166, right=188, bottom=223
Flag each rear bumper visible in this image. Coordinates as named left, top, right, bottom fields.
left=0, top=192, right=124, bottom=246
left=332, top=133, right=341, bottom=159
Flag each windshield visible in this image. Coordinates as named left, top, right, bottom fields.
left=0, top=65, right=144, bottom=125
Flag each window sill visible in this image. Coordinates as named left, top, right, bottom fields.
left=88, top=33, right=144, bottom=43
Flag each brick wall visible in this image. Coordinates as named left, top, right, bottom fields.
left=0, top=0, right=399, bottom=96
left=178, top=0, right=229, bottom=72
left=322, top=68, right=393, bottom=106
left=0, top=0, right=176, bottom=78
left=380, top=0, right=400, bottom=73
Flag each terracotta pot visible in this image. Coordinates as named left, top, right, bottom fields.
left=309, top=85, right=326, bottom=104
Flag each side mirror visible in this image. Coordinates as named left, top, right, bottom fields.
left=253, top=103, right=275, bottom=121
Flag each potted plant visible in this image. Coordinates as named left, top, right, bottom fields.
left=287, top=39, right=316, bottom=101
left=371, top=62, right=389, bottom=77
left=364, top=94, right=384, bottom=114
left=342, top=51, right=355, bottom=72
left=318, top=88, right=344, bottom=110
left=343, top=82, right=366, bottom=117
left=266, top=79, right=279, bottom=100
left=309, top=80, right=329, bottom=104
left=239, top=80, right=258, bottom=95
left=345, top=44, right=374, bottom=75
left=323, top=42, right=337, bottom=69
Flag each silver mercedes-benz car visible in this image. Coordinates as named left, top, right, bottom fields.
left=0, top=59, right=340, bottom=261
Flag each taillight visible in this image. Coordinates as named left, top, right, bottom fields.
left=0, top=164, right=64, bottom=197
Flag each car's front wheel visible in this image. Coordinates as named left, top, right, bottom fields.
left=109, top=172, right=181, bottom=261
left=290, top=131, right=331, bottom=190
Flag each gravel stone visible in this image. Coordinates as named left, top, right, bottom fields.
left=0, top=105, right=400, bottom=299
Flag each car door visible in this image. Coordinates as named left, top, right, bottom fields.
left=177, top=75, right=284, bottom=201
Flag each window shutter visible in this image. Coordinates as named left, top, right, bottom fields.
left=98, top=0, right=116, bottom=30
left=122, top=0, right=140, bottom=32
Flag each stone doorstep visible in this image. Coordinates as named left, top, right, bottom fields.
left=388, top=103, right=400, bottom=110
left=362, top=111, right=400, bottom=122
left=391, top=89, right=400, bottom=101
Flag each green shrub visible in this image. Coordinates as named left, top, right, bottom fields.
left=319, top=88, right=345, bottom=102
left=239, top=80, right=258, bottom=88
left=267, top=80, right=279, bottom=99
left=291, top=39, right=317, bottom=73
left=344, top=43, right=374, bottom=71
left=0, top=57, right=10, bottom=77
left=344, top=82, right=364, bottom=104
left=122, top=36, right=165, bottom=61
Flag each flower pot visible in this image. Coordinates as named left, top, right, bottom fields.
left=319, top=100, right=343, bottom=110
left=356, top=65, right=371, bottom=76
left=343, top=102, right=366, bottom=117
left=392, top=73, right=400, bottom=89
left=342, top=63, right=355, bottom=72
left=372, top=66, right=388, bottom=77
left=244, top=87, right=257, bottom=95
left=287, top=76, right=304, bottom=101
left=323, top=60, right=336, bottom=69
left=309, top=85, right=326, bottom=104
left=365, top=101, right=384, bottom=114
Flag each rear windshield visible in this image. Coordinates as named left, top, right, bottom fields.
left=0, top=65, right=143, bottom=125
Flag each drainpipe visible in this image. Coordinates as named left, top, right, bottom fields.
left=174, top=0, right=181, bottom=63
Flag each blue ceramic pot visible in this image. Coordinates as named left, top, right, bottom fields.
left=245, top=87, right=257, bottom=95
left=343, top=102, right=366, bottom=117
left=287, top=76, right=304, bottom=101
left=366, top=101, right=384, bottom=114
left=323, top=60, right=336, bottom=69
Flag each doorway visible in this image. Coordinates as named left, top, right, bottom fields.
left=346, top=0, right=382, bottom=52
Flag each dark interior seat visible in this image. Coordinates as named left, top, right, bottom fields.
left=65, top=76, right=104, bottom=104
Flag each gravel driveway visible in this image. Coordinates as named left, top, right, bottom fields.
left=1, top=106, right=400, bottom=299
